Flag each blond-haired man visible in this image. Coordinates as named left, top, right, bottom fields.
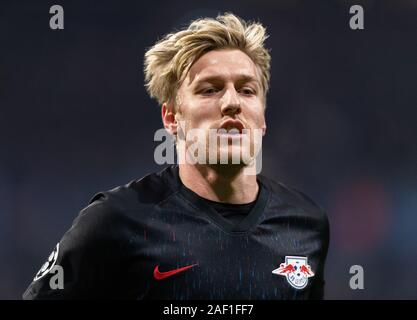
left=24, top=13, right=329, bottom=300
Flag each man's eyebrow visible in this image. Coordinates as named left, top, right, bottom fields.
left=193, top=74, right=260, bottom=85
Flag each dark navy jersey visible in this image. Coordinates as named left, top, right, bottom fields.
left=23, top=165, right=329, bottom=300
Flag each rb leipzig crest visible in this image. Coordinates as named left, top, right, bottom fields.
left=272, top=256, right=315, bottom=289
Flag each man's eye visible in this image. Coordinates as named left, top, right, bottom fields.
left=200, top=88, right=219, bottom=95
left=239, top=88, right=255, bottom=95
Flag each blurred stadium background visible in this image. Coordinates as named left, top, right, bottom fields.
left=0, top=0, right=416, bottom=299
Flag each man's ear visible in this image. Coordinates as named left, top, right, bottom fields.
left=161, top=102, right=178, bottom=135
left=262, top=120, right=267, bottom=136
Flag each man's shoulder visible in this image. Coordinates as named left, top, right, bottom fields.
left=59, top=166, right=178, bottom=249
left=259, top=174, right=327, bottom=219
left=81, top=165, right=179, bottom=220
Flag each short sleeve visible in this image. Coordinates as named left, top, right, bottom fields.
left=22, top=193, right=129, bottom=299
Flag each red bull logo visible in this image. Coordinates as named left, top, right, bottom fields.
left=272, top=256, right=315, bottom=289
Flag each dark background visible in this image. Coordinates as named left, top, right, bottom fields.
left=0, top=0, right=416, bottom=299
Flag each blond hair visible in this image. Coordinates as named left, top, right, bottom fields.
left=144, top=13, right=271, bottom=106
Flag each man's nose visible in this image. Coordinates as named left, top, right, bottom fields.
left=220, top=87, right=241, bottom=116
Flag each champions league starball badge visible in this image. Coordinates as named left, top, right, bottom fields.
left=33, top=243, right=60, bottom=281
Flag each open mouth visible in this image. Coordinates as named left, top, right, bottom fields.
left=217, top=119, right=245, bottom=136
left=219, top=119, right=244, bottom=132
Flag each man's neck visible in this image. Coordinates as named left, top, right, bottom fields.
left=178, top=164, right=259, bottom=204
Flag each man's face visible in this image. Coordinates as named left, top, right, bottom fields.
left=171, top=49, right=266, bottom=166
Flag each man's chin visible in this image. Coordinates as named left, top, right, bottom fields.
left=207, top=148, right=255, bottom=166
left=181, top=145, right=256, bottom=166
left=217, top=147, right=253, bottom=166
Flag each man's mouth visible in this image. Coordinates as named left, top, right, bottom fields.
left=217, top=119, right=245, bottom=135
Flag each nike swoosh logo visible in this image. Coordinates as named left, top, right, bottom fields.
left=153, top=264, right=198, bottom=280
